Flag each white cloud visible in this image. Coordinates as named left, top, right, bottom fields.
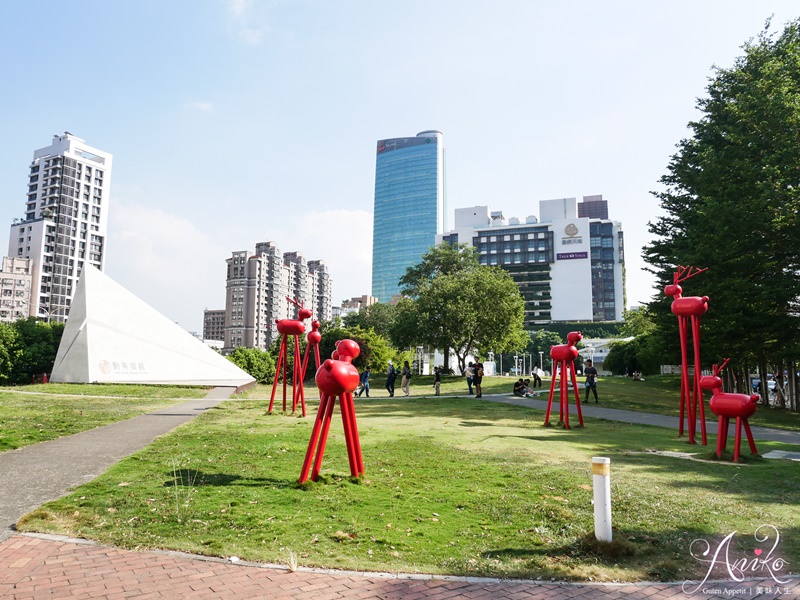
left=107, top=203, right=229, bottom=332
left=225, top=0, right=270, bottom=45
left=185, top=101, right=214, bottom=112
left=105, top=202, right=373, bottom=333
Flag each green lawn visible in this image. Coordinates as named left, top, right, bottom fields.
left=0, top=383, right=209, bottom=451
left=348, top=372, right=800, bottom=431
left=16, top=386, right=800, bottom=583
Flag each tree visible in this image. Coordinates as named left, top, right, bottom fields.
left=526, top=330, right=564, bottom=370
left=10, top=318, right=64, bottom=384
left=398, top=243, right=480, bottom=297
left=0, top=322, right=19, bottom=384
left=227, top=347, right=276, bottom=383
left=342, top=302, right=396, bottom=339
left=411, top=266, right=528, bottom=374
left=620, top=307, right=656, bottom=338
left=644, top=18, right=800, bottom=392
left=319, top=326, right=395, bottom=373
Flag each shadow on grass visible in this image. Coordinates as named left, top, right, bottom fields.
left=166, top=469, right=297, bottom=490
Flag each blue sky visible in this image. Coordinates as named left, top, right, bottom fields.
left=1, top=1, right=798, bottom=333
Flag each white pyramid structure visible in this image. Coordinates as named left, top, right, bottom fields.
left=50, top=266, right=255, bottom=387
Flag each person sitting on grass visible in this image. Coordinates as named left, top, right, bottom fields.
left=513, top=378, right=526, bottom=397
left=522, top=379, right=541, bottom=397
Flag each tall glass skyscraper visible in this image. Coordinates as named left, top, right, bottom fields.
left=372, top=130, right=445, bottom=302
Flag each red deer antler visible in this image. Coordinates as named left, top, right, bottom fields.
left=673, top=265, right=708, bottom=285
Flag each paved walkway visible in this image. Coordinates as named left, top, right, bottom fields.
left=0, top=389, right=798, bottom=599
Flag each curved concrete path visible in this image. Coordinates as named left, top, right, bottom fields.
left=0, top=389, right=797, bottom=599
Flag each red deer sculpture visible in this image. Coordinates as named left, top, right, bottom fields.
left=269, top=297, right=313, bottom=416
left=700, top=359, right=759, bottom=462
left=299, top=339, right=365, bottom=483
left=544, top=331, right=584, bottom=429
left=665, top=265, right=709, bottom=445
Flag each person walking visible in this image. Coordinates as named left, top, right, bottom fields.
left=433, top=366, right=441, bottom=396
left=357, top=367, right=371, bottom=397
left=465, top=362, right=475, bottom=395
left=584, top=359, right=599, bottom=403
left=473, top=362, right=484, bottom=398
left=401, top=361, right=412, bottom=397
left=385, top=361, right=397, bottom=397
left=532, top=363, right=543, bottom=388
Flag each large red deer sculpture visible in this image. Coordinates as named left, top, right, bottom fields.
left=665, top=266, right=709, bottom=445
left=269, top=297, right=313, bottom=416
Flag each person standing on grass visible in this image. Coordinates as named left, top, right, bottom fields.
left=473, top=362, right=484, bottom=398
left=433, top=366, right=441, bottom=396
left=532, top=363, right=543, bottom=388
left=401, top=360, right=412, bottom=396
left=465, top=362, right=475, bottom=395
left=357, top=367, right=371, bottom=397
left=584, top=359, right=599, bottom=403
left=385, top=361, right=397, bottom=397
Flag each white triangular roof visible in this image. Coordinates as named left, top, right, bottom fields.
left=50, top=266, right=255, bottom=387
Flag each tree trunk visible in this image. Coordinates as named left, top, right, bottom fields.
left=758, top=357, right=770, bottom=406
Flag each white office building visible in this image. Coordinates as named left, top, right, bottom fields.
left=8, top=133, right=112, bottom=322
left=439, top=196, right=625, bottom=326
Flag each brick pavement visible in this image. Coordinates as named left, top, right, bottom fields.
left=1, top=534, right=798, bottom=600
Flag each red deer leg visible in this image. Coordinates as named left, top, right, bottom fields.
left=268, top=336, right=287, bottom=413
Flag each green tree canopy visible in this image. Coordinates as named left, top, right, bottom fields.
left=0, top=322, right=19, bottom=384
left=342, top=302, right=396, bottom=340
left=398, top=243, right=480, bottom=297
left=318, top=326, right=396, bottom=373
left=644, top=18, right=800, bottom=372
left=8, top=318, right=64, bottom=385
left=620, top=307, right=656, bottom=338
left=227, top=346, right=276, bottom=384
left=410, top=266, right=528, bottom=373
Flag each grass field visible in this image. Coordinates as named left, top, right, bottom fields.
left=13, top=376, right=800, bottom=583
left=0, top=383, right=209, bottom=451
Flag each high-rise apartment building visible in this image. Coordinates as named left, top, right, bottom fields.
left=440, top=197, right=625, bottom=327
left=222, top=242, right=332, bottom=352
left=203, top=309, right=226, bottom=341
left=8, top=133, right=112, bottom=322
left=372, top=130, right=445, bottom=302
left=0, top=257, right=33, bottom=323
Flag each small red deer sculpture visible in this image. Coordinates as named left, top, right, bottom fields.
left=700, top=359, right=759, bottom=462
left=299, top=339, right=365, bottom=483
left=544, top=331, right=584, bottom=429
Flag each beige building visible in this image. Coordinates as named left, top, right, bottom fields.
left=202, top=309, right=225, bottom=341
left=222, top=242, right=332, bottom=352
left=0, top=257, right=33, bottom=323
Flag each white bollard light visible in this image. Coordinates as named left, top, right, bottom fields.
left=592, top=457, right=612, bottom=542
